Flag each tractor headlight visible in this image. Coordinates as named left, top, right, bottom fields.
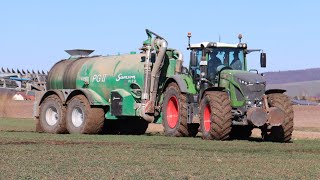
left=239, top=79, right=251, bottom=85
left=246, top=100, right=252, bottom=105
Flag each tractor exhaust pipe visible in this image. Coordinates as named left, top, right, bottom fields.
left=174, top=50, right=183, bottom=73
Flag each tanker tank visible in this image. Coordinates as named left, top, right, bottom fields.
left=47, top=53, right=145, bottom=105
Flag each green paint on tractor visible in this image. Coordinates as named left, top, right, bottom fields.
left=186, top=33, right=294, bottom=142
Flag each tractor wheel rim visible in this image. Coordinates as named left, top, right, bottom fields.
left=167, top=96, right=179, bottom=128
left=203, top=104, right=211, bottom=132
left=71, top=107, right=84, bottom=128
left=45, top=106, right=58, bottom=126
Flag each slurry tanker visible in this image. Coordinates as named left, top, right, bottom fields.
left=34, top=29, right=196, bottom=136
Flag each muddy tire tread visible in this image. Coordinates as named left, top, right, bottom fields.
left=267, top=93, right=294, bottom=142
left=201, top=91, right=232, bottom=140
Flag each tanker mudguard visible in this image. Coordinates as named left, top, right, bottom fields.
left=35, top=90, right=65, bottom=117
left=39, top=90, right=65, bottom=105
left=39, top=89, right=109, bottom=106
left=70, top=89, right=109, bottom=105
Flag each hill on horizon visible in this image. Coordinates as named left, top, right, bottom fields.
left=264, top=68, right=320, bottom=98
left=264, top=68, right=320, bottom=84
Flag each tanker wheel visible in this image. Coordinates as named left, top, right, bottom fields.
left=262, top=93, right=294, bottom=142
left=66, top=95, right=105, bottom=134
left=230, top=125, right=253, bottom=140
left=200, top=91, right=232, bottom=140
left=162, top=82, right=189, bottom=137
left=39, top=95, right=67, bottom=134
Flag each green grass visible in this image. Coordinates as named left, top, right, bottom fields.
left=0, top=118, right=34, bottom=132
left=0, top=118, right=320, bottom=179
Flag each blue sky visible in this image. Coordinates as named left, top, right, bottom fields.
left=1, top=1, right=319, bottom=73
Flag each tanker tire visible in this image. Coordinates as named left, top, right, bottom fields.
left=39, top=95, right=67, bottom=134
left=263, top=93, right=294, bottom=142
left=200, top=91, right=232, bottom=140
left=66, top=95, right=105, bottom=134
left=162, top=83, right=189, bottom=137
left=230, top=125, right=253, bottom=140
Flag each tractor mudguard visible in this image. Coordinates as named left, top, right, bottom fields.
left=166, top=74, right=196, bottom=94
left=265, top=89, right=286, bottom=95
left=201, top=87, right=226, bottom=99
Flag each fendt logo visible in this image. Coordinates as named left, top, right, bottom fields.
left=116, top=73, right=136, bottom=82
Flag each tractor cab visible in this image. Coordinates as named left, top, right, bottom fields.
left=189, top=42, right=248, bottom=83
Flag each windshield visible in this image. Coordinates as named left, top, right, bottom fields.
left=207, top=48, right=244, bottom=80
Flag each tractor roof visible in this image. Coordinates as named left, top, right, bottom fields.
left=189, top=42, right=239, bottom=49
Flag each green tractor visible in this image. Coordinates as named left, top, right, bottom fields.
left=186, top=33, right=294, bottom=142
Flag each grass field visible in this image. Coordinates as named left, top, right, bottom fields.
left=0, top=118, right=320, bottom=179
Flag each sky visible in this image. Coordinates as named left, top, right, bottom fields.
left=0, top=1, right=319, bottom=73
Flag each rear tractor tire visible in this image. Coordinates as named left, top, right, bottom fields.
left=262, top=93, right=294, bottom=142
left=200, top=91, right=232, bottom=140
left=66, top=95, right=105, bottom=134
left=162, top=83, right=189, bottom=137
left=39, top=95, right=67, bottom=134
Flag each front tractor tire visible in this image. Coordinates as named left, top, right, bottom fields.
left=39, top=95, right=67, bottom=134
left=200, top=91, right=232, bottom=140
left=66, top=95, right=105, bottom=134
left=263, top=93, right=294, bottom=142
left=162, top=83, right=189, bottom=137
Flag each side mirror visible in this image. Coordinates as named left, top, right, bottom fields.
left=260, top=52, right=266, bottom=68
left=190, top=51, right=197, bottom=67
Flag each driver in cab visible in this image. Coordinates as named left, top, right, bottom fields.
left=230, top=50, right=242, bottom=70
left=208, top=51, right=222, bottom=81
